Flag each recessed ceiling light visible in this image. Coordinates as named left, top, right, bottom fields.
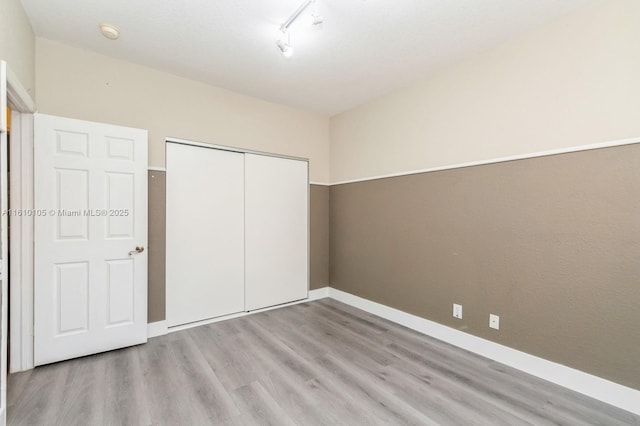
left=99, top=23, right=120, bottom=40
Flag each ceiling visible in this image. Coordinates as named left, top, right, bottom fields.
left=21, top=0, right=594, bottom=116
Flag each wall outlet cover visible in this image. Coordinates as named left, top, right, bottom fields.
left=489, top=314, right=500, bottom=330
left=453, top=304, right=463, bottom=319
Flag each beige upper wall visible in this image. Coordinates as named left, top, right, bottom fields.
left=35, top=38, right=330, bottom=183
left=0, top=0, right=36, bottom=99
left=330, top=0, right=640, bottom=183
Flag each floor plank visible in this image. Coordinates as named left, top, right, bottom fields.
left=8, top=299, right=640, bottom=425
left=102, top=346, right=152, bottom=426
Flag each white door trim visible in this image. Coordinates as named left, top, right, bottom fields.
left=1, top=63, right=36, bottom=426
left=2, top=62, right=36, bottom=375
left=8, top=112, right=35, bottom=373
left=6, top=66, right=35, bottom=114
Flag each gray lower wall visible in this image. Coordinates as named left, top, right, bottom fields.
left=148, top=171, right=166, bottom=323
left=329, top=144, right=640, bottom=390
left=310, top=185, right=330, bottom=290
left=147, top=175, right=330, bottom=322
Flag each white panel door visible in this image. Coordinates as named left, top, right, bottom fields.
left=166, top=143, right=245, bottom=327
left=245, top=154, right=308, bottom=311
left=34, top=114, right=148, bottom=366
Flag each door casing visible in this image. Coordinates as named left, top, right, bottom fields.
left=1, top=60, right=36, bottom=426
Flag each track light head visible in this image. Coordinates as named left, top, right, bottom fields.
left=277, top=0, right=323, bottom=57
left=277, top=40, right=293, bottom=58
left=311, top=13, right=323, bottom=26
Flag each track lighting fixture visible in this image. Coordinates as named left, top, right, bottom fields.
left=276, top=0, right=324, bottom=58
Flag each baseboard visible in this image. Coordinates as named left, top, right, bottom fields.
left=327, top=287, right=640, bottom=416
left=308, top=287, right=330, bottom=300
left=147, top=320, right=168, bottom=338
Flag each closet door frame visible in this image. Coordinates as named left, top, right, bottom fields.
left=164, top=137, right=309, bottom=327
left=165, top=138, right=309, bottom=165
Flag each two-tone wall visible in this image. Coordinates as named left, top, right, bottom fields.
left=330, top=0, right=640, bottom=183
left=329, top=0, right=640, bottom=390
left=35, top=39, right=333, bottom=323
left=330, top=144, right=640, bottom=390
left=147, top=170, right=329, bottom=323
left=31, top=0, right=640, bottom=394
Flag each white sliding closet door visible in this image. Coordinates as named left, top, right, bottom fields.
left=245, top=154, right=308, bottom=311
left=166, top=143, right=245, bottom=326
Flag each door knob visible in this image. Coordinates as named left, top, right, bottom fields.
left=129, top=246, right=145, bottom=256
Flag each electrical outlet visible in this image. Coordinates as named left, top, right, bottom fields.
left=453, top=304, right=463, bottom=319
left=489, top=314, right=500, bottom=330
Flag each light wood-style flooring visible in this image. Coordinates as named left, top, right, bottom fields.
left=7, top=299, right=640, bottom=425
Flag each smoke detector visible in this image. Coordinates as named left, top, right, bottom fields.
left=99, top=23, right=120, bottom=40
